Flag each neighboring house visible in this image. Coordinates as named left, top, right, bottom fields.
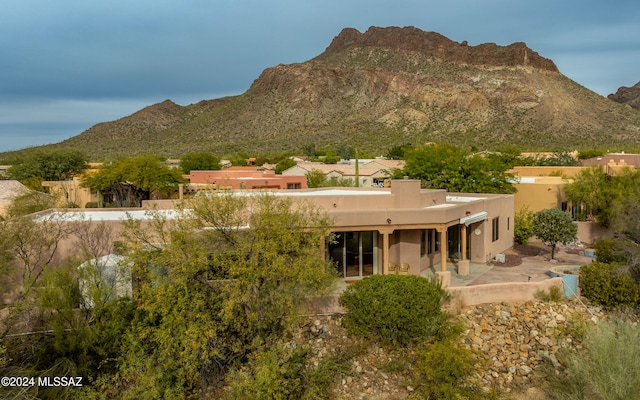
left=0, top=180, right=31, bottom=216
left=185, top=167, right=307, bottom=190
left=581, top=153, right=640, bottom=175
left=0, top=165, right=10, bottom=177
left=42, top=179, right=514, bottom=286
left=509, top=166, right=610, bottom=244
left=282, top=160, right=402, bottom=187
left=41, top=176, right=97, bottom=208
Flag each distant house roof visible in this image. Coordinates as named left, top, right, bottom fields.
left=0, top=180, right=30, bottom=201
left=283, top=162, right=395, bottom=177
left=581, top=153, right=640, bottom=168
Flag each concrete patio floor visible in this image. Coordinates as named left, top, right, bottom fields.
left=423, top=248, right=595, bottom=287
left=330, top=247, right=595, bottom=293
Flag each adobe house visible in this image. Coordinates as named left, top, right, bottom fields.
left=280, top=179, right=514, bottom=285
left=37, top=180, right=514, bottom=287
left=282, top=161, right=398, bottom=188
left=186, top=167, right=307, bottom=190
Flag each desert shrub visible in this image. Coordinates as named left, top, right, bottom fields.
left=228, top=344, right=308, bottom=400
left=580, top=262, right=640, bottom=309
left=85, top=201, right=99, bottom=208
left=544, top=317, right=640, bottom=399
left=410, top=337, right=497, bottom=400
left=534, top=285, right=564, bottom=303
left=227, top=342, right=354, bottom=400
left=514, top=206, right=535, bottom=245
left=339, top=275, right=449, bottom=347
left=594, top=239, right=632, bottom=264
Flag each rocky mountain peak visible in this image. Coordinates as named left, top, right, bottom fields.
left=608, top=81, right=640, bottom=110
left=324, top=26, right=558, bottom=72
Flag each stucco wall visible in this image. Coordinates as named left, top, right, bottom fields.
left=448, top=278, right=564, bottom=307
left=576, top=221, right=613, bottom=245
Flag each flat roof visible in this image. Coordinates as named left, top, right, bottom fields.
left=37, top=210, right=181, bottom=222
left=446, top=195, right=484, bottom=203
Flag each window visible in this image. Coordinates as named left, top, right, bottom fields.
left=420, top=230, right=426, bottom=256
left=327, top=231, right=377, bottom=278
left=492, top=217, right=499, bottom=242
left=287, top=183, right=301, bottom=189
left=507, top=217, right=510, bottom=231
left=434, top=231, right=440, bottom=252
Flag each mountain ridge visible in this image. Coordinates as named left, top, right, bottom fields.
left=15, top=26, right=640, bottom=159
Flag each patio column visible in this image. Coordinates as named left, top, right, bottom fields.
left=438, top=226, right=447, bottom=272
left=461, top=224, right=467, bottom=261
left=458, top=224, right=470, bottom=276
left=378, top=229, right=394, bottom=275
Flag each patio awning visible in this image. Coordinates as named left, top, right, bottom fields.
left=459, top=211, right=487, bottom=226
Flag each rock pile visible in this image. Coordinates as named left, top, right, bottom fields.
left=460, top=299, right=602, bottom=392
left=290, top=298, right=604, bottom=398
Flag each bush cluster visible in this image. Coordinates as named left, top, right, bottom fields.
left=339, top=274, right=448, bottom=346
left=514, top=206, right=534, bottom=245
left=580, top=261, right=640, bottom=309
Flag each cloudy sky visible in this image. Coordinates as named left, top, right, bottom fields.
left=1, top=0, right=638, bottom=152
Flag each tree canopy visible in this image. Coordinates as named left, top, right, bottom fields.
left=82, top=156, right=185, bottom=207
left=532, top=208, right=578, bottom=259
left=93, top=192, right=337, bottom=396
left=564, top=167, right=640, bottom=242
left=400, top=144, right=516, bottom=194
left=6, top=148, right=89, bottom=186
left=179, top=152, right=221, bottom=174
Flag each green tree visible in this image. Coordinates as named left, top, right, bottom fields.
left=7, top=148, right=89, bottom=184
left=179, top=152, right=221, bottom=174
left=82, top=156, right=186, bottom=207
left=579, top=262, right=640, bottom=309
left=563, top=167, right=609, bottom=222
left=335, top=144, right=354, bottom=160
left=274, top=157, right=296, bottom=174
left=532, top=208, right=578, bottom=259
left=95, top=193, right=336, bottom=397
left=306, top=169, right=327, bottom=188
left=401, top=144, right=516, bottom=194
left=385, top=143, right=412, bottom=160
left=514, top=206, right=535, bottom=245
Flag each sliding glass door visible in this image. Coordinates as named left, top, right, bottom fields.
left=328, top=231, right=377, bottom=278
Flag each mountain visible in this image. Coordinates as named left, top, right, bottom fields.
left=51, top=26, right=640, bottom=159
left=608, top=81, right=640, bottom=110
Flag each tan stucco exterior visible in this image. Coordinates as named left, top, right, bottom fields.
left=512, top=176, right=568, bottom=214
left=38, top=180, right=514, bottom=282
left=41, top=177, right=97, bottom=208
